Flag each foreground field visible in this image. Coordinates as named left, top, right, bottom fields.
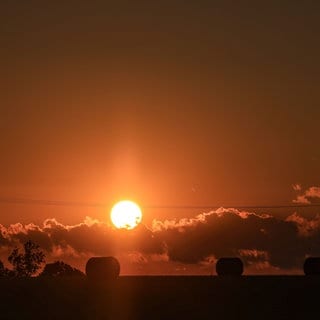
left=1, top=276, right=319, bottom=319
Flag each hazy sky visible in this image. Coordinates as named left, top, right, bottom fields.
left=1, top=1, right=320, bottom=226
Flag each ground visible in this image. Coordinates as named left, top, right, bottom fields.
left=0, top=276, right=319, bottom=319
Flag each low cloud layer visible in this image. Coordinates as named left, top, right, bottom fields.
left=1, top=208, right=320, bottom=274
left=293, top=186, right=320, bottom=204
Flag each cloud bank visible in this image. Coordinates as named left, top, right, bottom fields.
left=1, top=208, right=320, bottom=274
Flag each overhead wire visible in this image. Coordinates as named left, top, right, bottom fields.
left=0, top=196, right=319, bottom=209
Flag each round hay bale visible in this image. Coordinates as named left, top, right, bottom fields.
left=304, top=257, right=320, bottom=275
left=86, top=256, right=120, bottom=282
left=216, top=257, right=243, bottom=276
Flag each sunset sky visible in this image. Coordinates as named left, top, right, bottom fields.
left=1, top=1, right=320, bottom=274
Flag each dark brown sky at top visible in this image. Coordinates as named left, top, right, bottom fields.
left=1, top=1, right=320, bottom=225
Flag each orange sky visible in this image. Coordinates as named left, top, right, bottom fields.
left=1, top=3, right=320, bottom=222
left=1, top=1, right=320, bottom=274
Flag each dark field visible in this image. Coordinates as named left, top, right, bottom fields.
left=1, top=276, right=319, bottom=319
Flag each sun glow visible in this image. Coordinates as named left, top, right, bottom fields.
left=110, top=200, right=142, bottom=230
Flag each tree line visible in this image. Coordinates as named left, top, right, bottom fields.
left=0, top=240, right=84, bottom=278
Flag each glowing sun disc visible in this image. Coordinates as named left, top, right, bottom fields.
left=110, top=200, right=142, bottom=229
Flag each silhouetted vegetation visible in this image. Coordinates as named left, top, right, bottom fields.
left=2, top=240, right=84, bottom=279
left=0, top=260, right=11, bottom=278
left=8, top=240, right=45, bottom=277
left=40, top=261, right=85, bottom=277
left=0, top=260, right=6, bottom=277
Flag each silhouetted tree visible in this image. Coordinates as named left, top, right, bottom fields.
left=8, top=240, right=45, bottom=277
left=0, top=260, right=7, bottom=277
left=39, top=261, right=84, bottom=277
left=0, top=260, right=16, bottom=278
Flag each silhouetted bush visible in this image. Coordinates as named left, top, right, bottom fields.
left=86, top=256, right=120, bottom=282
left=0, top=260, right=9, bottom=278
left=40, top=261, right=85, bottom=277
left=216, top=257, right=243, bottom=276
left=0, top=260, right=15, bottom=278
left=0, top=260, right=5, bottom=276
left=304, top=257, right=320, bottom=275
left=8, top=240, right=45, bottom=277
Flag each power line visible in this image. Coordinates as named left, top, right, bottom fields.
left=144, top=204, right=320, bottom=209
left=0, top=197, right=319, bottom=209
left=0, top=197, right=106, bottom=208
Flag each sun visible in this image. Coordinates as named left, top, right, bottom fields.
left=110, top=200, right=142, bottom=230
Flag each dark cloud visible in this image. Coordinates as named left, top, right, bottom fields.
left=1, top=209, right=320, bottom=274
left=0, top=217, right=165, bottom=260
left=152, top=208, right=320, bottom=270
